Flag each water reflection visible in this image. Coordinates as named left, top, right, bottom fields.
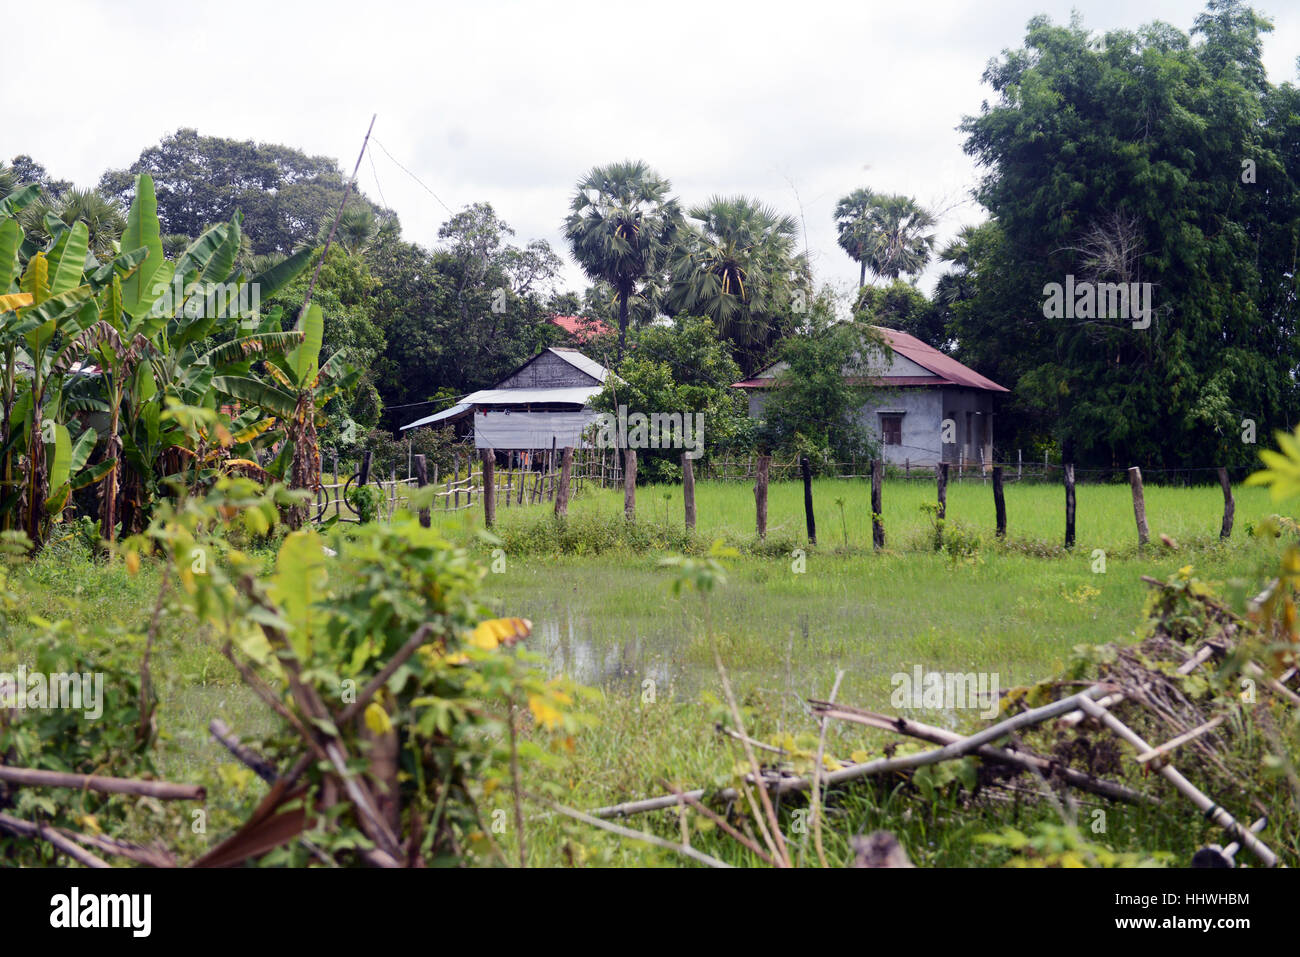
left=534, top=608, right=681, bottom=696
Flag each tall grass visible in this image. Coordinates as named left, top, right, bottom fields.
left=429, top=476, right=1276, bottom=557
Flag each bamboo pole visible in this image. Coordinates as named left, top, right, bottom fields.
left=0, top=766, right=205, bottom=800
left=1076, top=696, right=1277, bottom=867
left=809, top=701, right=1153, bottom=804
left=1128, top=466, right=1149, bottom=546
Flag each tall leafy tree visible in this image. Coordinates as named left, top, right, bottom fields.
left=99, top=129, right=384, bottom=254
left=563, top=161, right=683, bottom=362
left=957, top=1, right=1298, bottom=467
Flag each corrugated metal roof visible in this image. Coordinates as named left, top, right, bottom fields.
left=875, top=327, right=1008, bottom=392
left=733, top=327, right=1008, bottom=393
left=399, top=403, right=472, bottom=431
left=460, top=386, right=599, bottom=406
left=547, top=348, right=612, bottom=383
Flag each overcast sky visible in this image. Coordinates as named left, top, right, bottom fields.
left=8, top=0, right=1299, bottom=300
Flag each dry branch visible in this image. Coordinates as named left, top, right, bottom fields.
left=0, top=812, right=111, bottom=868
left=1077, top=696, right=1277, bottom=867
left=0, top=766, right=204, bottom=800
left=809, top=701, right=1153, bottom=805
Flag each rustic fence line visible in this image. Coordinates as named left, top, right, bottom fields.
left=315, top=445, right=1246, bottom=549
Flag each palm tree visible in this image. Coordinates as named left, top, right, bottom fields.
left=835, top=190, right=936, bottom=286
left=563, top=161, right=682, bottom=362
left=834, top=188, right=878, bottom=289
left=666, top=195, right=808, bottom=371
left=19, top=188, right=127, bottom=258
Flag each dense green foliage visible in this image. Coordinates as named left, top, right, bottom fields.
left=948, top=1, right=1300, bottom=467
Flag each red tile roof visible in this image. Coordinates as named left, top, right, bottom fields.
left=733, top=326, right=1009, bottom=393
left=549, top=314, right=613, bottom=343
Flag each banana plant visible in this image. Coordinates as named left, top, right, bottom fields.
left=213, top=303, right=359, bottom=528
left=95, top=177, right=311, bottom=538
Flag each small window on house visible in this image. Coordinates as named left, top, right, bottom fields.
left=880, top=414, right=903, bottom=446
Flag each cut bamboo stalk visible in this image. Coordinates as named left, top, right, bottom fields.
left=1135, top=715, right=1225, bottom=765
left=593, top=686, right=1115, bottom=819
left=530, top=792, right=730, bottom=868
left=0, top=812, right=111, bottom=868
left=1077, top=696, right=1277, bottom=867
left=0, top=765, right=205, bottom=800
left=810, top=701, right=1153, bottom=805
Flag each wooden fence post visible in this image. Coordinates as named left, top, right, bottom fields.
left=481, top=449, right=496, bottom=528
left=993, top=465, right=1006, bottom=538
left=1218, top=467, right=1235, bottom=539
left=936, top=462, right=948, bottom=547
left=555, top=447, right=573, bottom=518
left=453, top=456, right=460, bottom=509
left=682, top=453, right=696, bottom=531
left=754, top=454, right=770, bottom=539
left=624, top=449, right=637, bottom=521
left=801, top=454, right=816, bottom=545
left=936, top=462, right=948, bottom=521
left=870, top=459, right=884, bottom=550
left=1128, top=466, right=1149, bottom=546
left=548, top=438, right=557, bottom=502
left=333, top=450, right=340, bottom=519
left=1064, top=463, right=1076, bottom=549
left=414, top=454, right=430, bottom=528
left=359, top=449, right=372, bottom=487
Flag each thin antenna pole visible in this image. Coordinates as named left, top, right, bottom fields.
left=298, top=113, right=377, bottom=326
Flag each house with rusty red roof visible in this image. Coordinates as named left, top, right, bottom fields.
left=549, top=314, right=613, bottom=344
left=733, top=326, right=1009, bottom=468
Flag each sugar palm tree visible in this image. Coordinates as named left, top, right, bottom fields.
left=563, top=161, right=682, bottom=362
left=834, top=188, right=879, bottom=289
left=835, top=190, right=936, bottom=286
left=666, top=195, right=808, bottom=371
left=867, top=194, right=936, bottom=281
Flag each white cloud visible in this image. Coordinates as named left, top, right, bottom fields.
left=7, top=0, right=1297, bottom=300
